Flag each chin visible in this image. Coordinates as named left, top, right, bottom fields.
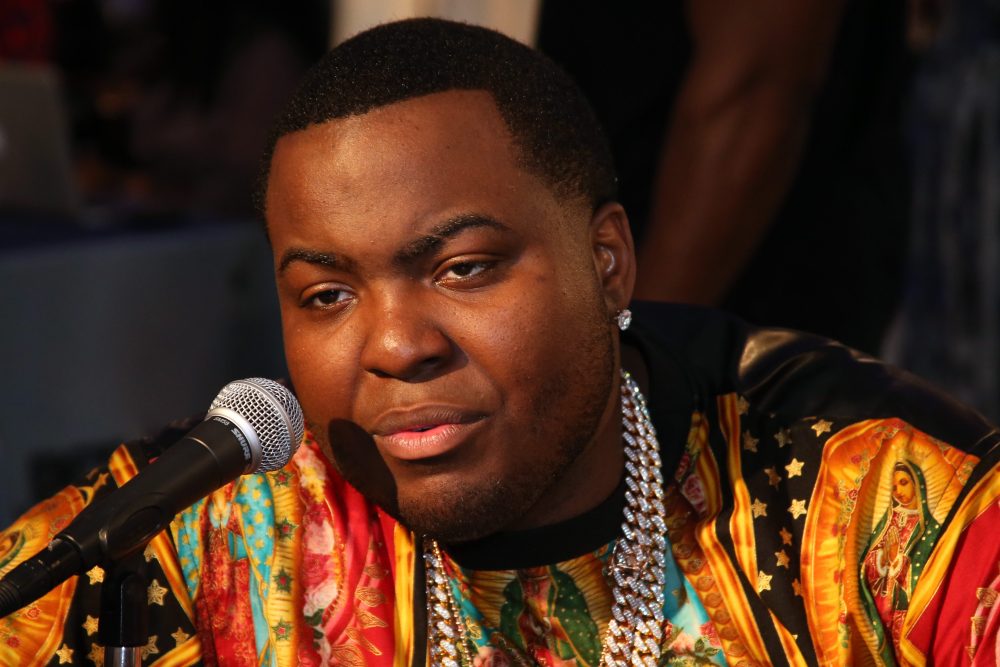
left=396, top=476, right=522, bottom=543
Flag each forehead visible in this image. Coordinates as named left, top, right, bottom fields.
left=265, top=90, right=579, bottom=242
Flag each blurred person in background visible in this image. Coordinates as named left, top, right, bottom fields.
left=52, top=0, right=328, bottom=220
left=538, top=1, right=911, bottom=356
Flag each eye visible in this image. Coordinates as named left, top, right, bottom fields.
left=445, top=261, right=488, bottom=279
left=435, top=258, right=498, bottom=286
left=300, top=285, right=354, bottom=310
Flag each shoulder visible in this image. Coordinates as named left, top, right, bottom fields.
left=630, top=300, right=998, bottom=455
left=630, top=302, right=1000, bottom=663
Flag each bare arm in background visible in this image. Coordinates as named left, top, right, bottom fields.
left=633, top=1, right=846, bottom=304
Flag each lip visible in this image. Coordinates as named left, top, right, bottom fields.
left=370, top=407, right=487, bottom=461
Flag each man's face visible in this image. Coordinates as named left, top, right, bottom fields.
left=266, top=90, right=628, bottom=541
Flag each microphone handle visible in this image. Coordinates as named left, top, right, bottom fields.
left=0, top=415, right=248, bottom=617
left=0, top=538, right=80, bottom=618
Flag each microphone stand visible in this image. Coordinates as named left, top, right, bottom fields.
left=98, top=552, right=148, bottom=667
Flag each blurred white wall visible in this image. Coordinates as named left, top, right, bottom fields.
left=332, top=0, right=541, bottom=46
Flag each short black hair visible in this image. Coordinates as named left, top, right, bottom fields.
left=255, top=17, right=616, bottom=216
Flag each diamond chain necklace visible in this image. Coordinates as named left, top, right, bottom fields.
left=424, top=370, right=668, bottom=666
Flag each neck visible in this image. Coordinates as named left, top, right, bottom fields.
left=444, top=474, right=626, bottom=569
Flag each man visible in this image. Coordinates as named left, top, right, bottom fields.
left=1, top=18, right=997, bottom=667
left=537, top=1, right=910, bottom=356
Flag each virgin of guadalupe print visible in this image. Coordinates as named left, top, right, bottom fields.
left=860, top=460, right=943, bottom=657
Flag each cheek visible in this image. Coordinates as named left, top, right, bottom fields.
left=456, top=286, right=572, bottom=379
left=283, top=322, right=361, bottom=424
left=457, top=273, right=606, bottom=404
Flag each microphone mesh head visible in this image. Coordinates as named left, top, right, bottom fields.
left=209, top=378, right=305, bottom=472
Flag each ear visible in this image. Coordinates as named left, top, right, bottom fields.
left=589, top=202, right=636, bottom=315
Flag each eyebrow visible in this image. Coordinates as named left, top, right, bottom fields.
left=277, top=248, right=357, bottom=275
left=393, top=214, right=509, bottom=267
left=276, top=213, right=509, bottom=276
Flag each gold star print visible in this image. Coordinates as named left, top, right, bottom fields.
left=171, top=627, right=191, bottom=646
left=736, top=396, right=749, bottom=415
left=86, top=566, right=104, bottom=585
left=141, top=635, right=160, bottom=660
left=87, top=643, right=104, bottom=665
left=811, top=419, right=832, bottom=436
left=792, top=578, right=803, bottom=597
left=147, top=579, right=168, bottom=606
left=92, top=471, right=110, bottom=492
left=756, top=571, right=773, bottom=593
left=785, top=458, right=804, bottom=478
left=764, top=467, right=782, bottom=488
left=83, top=615, right=99, bottom=636
left=789, top=499, right=807, bottom=520
left=779, top=527, right=793, bottom=545
left=775, top=550, right=791, bottom=569
left=55, top=644, right=73, bottom=664
left=774, top=428, right=792, bottom=448
left=751, top=498, right=768, bottom=518
left=742, top=431, right=759, bottom=453
left=143, top=543, right=158, bottom=562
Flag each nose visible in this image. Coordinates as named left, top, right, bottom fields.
left=359, top=297, right=453, bottom=381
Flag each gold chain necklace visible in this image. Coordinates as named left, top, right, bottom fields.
left=424, top=370, right=668, bottom=666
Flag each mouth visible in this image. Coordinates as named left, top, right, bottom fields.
left=371, top=408, right=487, bottom=462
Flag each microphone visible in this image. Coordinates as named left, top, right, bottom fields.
left=0, top=377, right=304, bottom=618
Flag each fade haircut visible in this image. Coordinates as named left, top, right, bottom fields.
left=255, top=17, right=617, bottom=216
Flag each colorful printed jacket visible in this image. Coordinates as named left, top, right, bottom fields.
left=1, top=302, right=998, bottom=666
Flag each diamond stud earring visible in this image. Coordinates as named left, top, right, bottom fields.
left=615, top=308, right=632, bottom=331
